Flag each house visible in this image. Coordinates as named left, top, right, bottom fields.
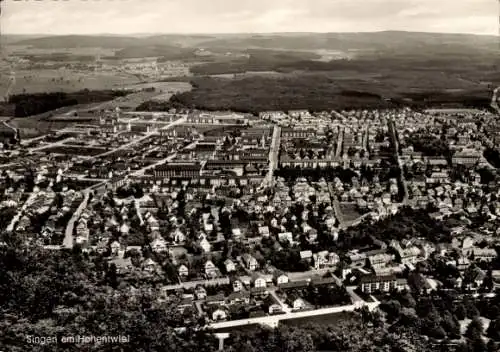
left=254, top=277, right=267, bottom=288
left=470, top=247, right=497, bottom=262
left=313, top=251, right=340, bottom=269
left=142, top=258, right=158, bottom=273
left=195, top=286, right=207, bottom=300
left=199, top=238, right=212, bottom=253
left=242, top=254, right=259, bottom=271
left=206, top=293, right=226, bottom=306
left=408, top=273, right=434, bottom=294
left=258, top=226, right=270, bottom=237
left=398, top=247, right=421, bottom=265
left=232, top=228, right=243, bottom=240
left=226, top=291, right=250, bottom=305
left=205, top=260, right=218, bottom=277
left=368, top=253, right=393, bottom=269
left=268, top=304, right=283, bottom=315
left=276, top=274, right=289, bottom=285
left=212, top=308, right=227, bottom=321
left=300, top=250, right=313, bottom=262
left=232, top=279, right=243, bottom=292
left=151, top=237, right=167, bottom=252
left=110, top=241, right=121, bottom=256
left=178, top=264, right=189, bottom=277
left=173, top=229, right=185, bottom=243
left=465, top=267, right=487, bottom=290
left=291, top=297, right=306, bottom=310
left=278, top=232, right=293, bottom=244
left=224, top=259, right=236, bottom=273
left=456, top=256, right=470, bottom=271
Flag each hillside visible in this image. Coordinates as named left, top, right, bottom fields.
left=12, top=31, right=498, bottom=53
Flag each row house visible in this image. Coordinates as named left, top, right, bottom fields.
left=154, top=163, right=202, bottom=179
left=281, top=127, right=316, bottom=139
left=359, top=275, right=405, bottom=294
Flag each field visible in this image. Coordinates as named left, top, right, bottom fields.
left=125, top=82, right=193, bottom=102
left=280, top=311, right=357, bottom=327
left=339, top=203, right=364, bottom=222
left=0, top=69, right=141, bottom=96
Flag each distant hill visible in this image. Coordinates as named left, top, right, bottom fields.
left=11, top=34, right=216, bottom=49
left=197, top=31, right=499, bottom=53
left=11, top=35, right=145, bottom=49
left=11, top=31, right=499, bottom=52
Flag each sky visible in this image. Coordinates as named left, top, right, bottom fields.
left=1, top=0, right=498, bottom=35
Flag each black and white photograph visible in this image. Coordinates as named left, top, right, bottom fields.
left=1, top=0, right=500, bottom=351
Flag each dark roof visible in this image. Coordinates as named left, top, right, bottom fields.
left=359, top=275, right=397, bottom=284
left=155, top=163, right=201, bottom=171
left=279, top=280, right=309, bottom=289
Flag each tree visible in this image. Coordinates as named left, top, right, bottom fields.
left=280, top=327, right=316, bottom=352
left=487, top=317, right=500, bottom=341
left=466, top=318, right=484, bottom=340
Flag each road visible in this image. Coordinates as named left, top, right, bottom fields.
left=63, top=181, right=106, bottom=249
left=206, top=300, right=380, bottom=330
left=27, top=137, right=76, bottom=152
left=262, top=125, right=281, bottom=188
left=388, top=119, right=408, bottom=204
left=336, top=126, right=344, bottom=158
left=6, top=192, right=37, bottom=233
left=491, top=86, right=500, bottom=114
left=20, top=135, right=48, bottom=147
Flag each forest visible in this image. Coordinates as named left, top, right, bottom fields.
left=1, top=90, right=128, bottom=118
left=136, top=72, right=493, bottom=115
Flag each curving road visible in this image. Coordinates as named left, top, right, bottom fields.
left=491, top=86, right=500, bottom=114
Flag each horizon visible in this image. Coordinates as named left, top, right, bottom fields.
left=3, top=30, right=498, bottom=38
left=2, top=0, right=497, bottom=36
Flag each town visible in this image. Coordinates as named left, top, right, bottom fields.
left=2, top=98, right=500, bottom=346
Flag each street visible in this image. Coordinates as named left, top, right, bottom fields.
left=262, top=125, right=281, bottom=188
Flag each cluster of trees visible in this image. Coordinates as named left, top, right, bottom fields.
left=7, top=90, right=128, bottom=117
left=484, top=148, right=500, bottom=169
left=3, top=233, right=500, bottom=351
left=221, top=311, right=430, bottom=352
left=136, top=76, right=396, bottom=114
left=337, top=207, right=452, bottom=251
left=275, top=166, right=358, bottom=183
left=379, top=289, right=500, bottom=351
left=406, top=132, right=451, bottom=159
left=115, top=184, right=145, bottom=199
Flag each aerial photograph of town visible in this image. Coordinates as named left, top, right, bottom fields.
left=1, top=0, right=500, bottom=351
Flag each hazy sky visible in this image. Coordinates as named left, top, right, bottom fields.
left=2, top=0, right=498, bottom=35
